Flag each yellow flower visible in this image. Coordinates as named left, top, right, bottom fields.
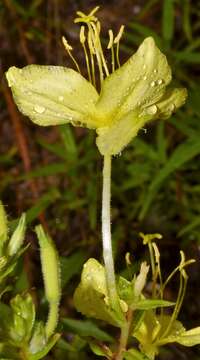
left=6, top=7, right=187, bottom=156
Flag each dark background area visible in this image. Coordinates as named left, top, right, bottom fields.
left=0, top=0, right=200, bottom=359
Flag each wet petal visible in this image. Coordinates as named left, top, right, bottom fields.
left=155, top=87, right=187, bottom=119
left=96, top=37, right=172, bottom=123
left=96, top=110, right=149, bottom=155
left=6, top=65, right=99, bottom=128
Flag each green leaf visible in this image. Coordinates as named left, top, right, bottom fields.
left=0, top=202, right=8, bottom=251
left=62, top=318, right=114, bottom=342
left=60, top=251, right=87, bottom=288
left=18, top=163, right=66, bottom=180
left=127, top=22, right=162, bottom=48
left=89, top=341, right=112, bottom=358
left=7, top=213, right=26, bottom=256
left=59, top=124, right=78, bottom=160
left=183, top=0, right=192, bottom=41
left=28, top=326, right=60, bottom=360
left=140, top=137, right=200, bottom=219
left=131, top=299, right=174, bottom=310
left=178, top=216, right=200, bottom=237
left=117, top=276, right=134, bottom=304
left=162, top=0, right=175, bottom=42
left=174, top=51, right=200, bottom=64
left=25, top=188, right=60, bottom=224
left=6, top=65, right=99, bottom=128
left=9, top=293, right=35, bottom=344
left=74, top=258, right=125, bottom=327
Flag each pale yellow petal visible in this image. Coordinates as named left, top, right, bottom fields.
left=6, top=65, right=100, bottom=128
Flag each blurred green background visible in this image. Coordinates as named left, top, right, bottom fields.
left=0, top=0, right=200, bottom=359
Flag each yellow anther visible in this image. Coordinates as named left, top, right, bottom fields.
left=125, top=252, right=131, bottom=266
left=80, top=26, right=86, bottom=44
left=114, top=25, right=125, bottom=44
left=152, top=242, right=160, bottom=264
left=107, top=29, right=114, bottom=49
left=62, top=36, right=73, bottom=51
left=62, top=36, right=81, bottom=74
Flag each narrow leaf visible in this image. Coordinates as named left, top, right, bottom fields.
left=62, top=318, right=114, bottom=342
left=162, top=0, right=175, bottom=42
left=140, top=137, right=200, bottom=219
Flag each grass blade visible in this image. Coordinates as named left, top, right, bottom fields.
left=139, top=137, right=200, bottom=219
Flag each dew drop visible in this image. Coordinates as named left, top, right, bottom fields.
left=147, top=105, right=157, bottom=115
left=150, top=81, right=156, bottom=87
left=58, top=95, right=64, bottom=102
left=170, top=103, right=175, bottom=111
left=34, top=105, right=45, bottom=114
left=143, top=75, right=147, bottom=80
left=157, top=79, right=163, bottom=85
left=143, top=64, right=146, bottom=70
left=153, top=69, right=158, bottom=74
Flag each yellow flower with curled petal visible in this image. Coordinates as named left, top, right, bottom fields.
left=6, top=7, right=187, bottom=156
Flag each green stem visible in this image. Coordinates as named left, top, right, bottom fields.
left=102, top=155, right=118, bottom=308
left=115, top=309, right=133, bottom=360
left=46, top=301, right=59, bottom=339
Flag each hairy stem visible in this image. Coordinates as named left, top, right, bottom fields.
left=46, top=301, right=59, bottom=339
left=102, top=155, right=118, bottom=308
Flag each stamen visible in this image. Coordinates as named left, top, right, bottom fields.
left=96, top=21, right=109, bottom=77
left=152, top=242, right=163, bottom=298
left=114, top=25, right=125, bottom=44
left=90, top=23, right=104, bottom=84
left=160, top=252, right=195, bottom=339
left=107, top=29, right=114, bottom=49
left=114, top=25, right=125, bottom=68
left=62, top=36, right=81, bottom=74
left=80, top=26, right=92, bottom=83
left=107, top=29, right=115, bottom=73
left=75, top=7, right=123, bottom=86
left=87, top=27, right=96, bottom=87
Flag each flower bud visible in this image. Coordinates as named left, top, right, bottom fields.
left=0, top=202, right=8, bottom=254
left=7, top=213, right=26, bottom=256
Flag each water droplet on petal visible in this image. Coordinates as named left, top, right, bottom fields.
left=58, top=95, right=64, bottom=102
left=34, top=105, right=45, bottom=114
left=157, top=79, right=163, bottom=85
left=143, top=75, right=147, bottom=80
left=153, top=69, right=158, bottom=74
left=143, top=64, right=146, bottom=70
left=169, top=103, right=175, bottom=111
left=150, top=81, right=156, bottom=87
left=147, top=105, right=157, bottom=115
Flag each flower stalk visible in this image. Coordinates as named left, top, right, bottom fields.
left=102, top=154, right=118, bottom=309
